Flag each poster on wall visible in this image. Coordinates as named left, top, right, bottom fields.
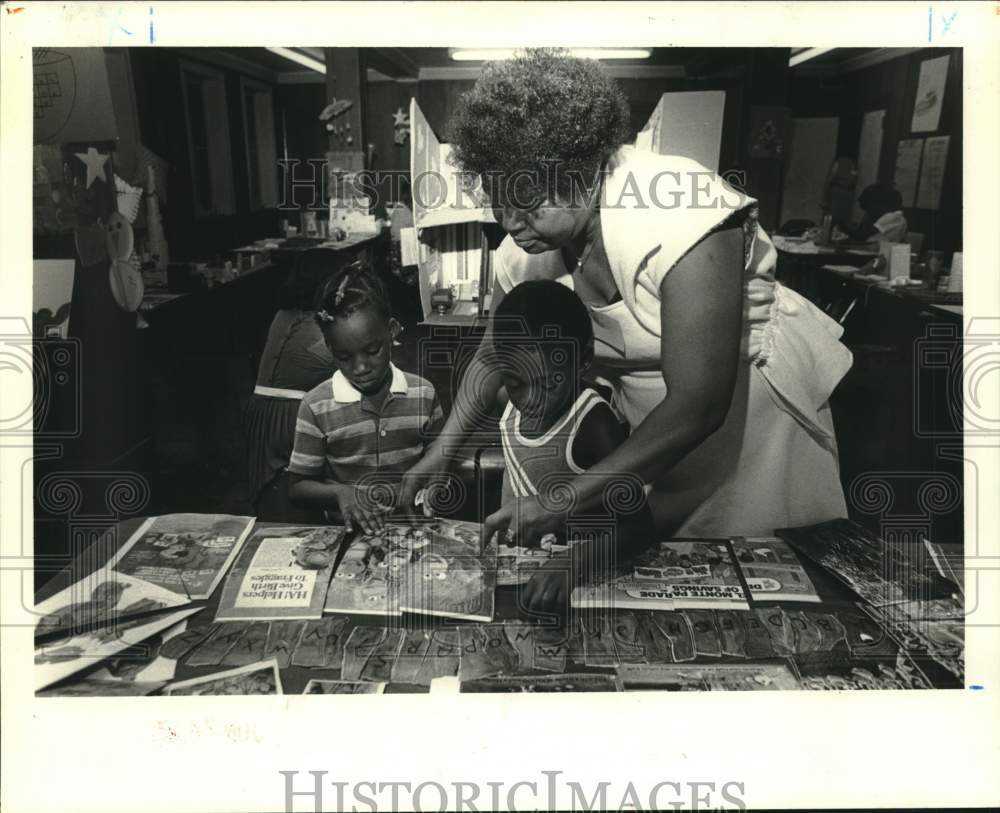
left=34, top=48, right=118, bottom=145
left=893, top=138, right=924, bottom=208
left=911, top=55, right=950, bottom=133
left=916, top=135, right=950, bottom=210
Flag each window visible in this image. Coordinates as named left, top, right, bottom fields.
left=240, top=78, right=278, bottom=210
left=179, top=60, right=235, bottom=217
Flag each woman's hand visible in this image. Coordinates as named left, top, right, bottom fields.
left=521, top=554, right=575, bottom=614
left=334, top=484, right=391, bottom=535
left=480, top=496, right=566, bottom=549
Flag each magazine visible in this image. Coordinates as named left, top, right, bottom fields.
left=731, top=536, right=821, bottom=602
left=572, top=540, right=750, bottom=611
left=325, top=520, right=497, bottom=622
left=35, top=606, right=202, bottom=691
left=108, top=513, right=255, bottom=600
left=215, top=526, right=343, bottom=622
left=459, top=674, right=623, bottom=693
left=164, top=658, right=282, bottom=695
left=35, top=570, right=189, bottom=636
left=776, top=519, right=956, bottom=608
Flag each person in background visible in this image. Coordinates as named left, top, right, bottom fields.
left=287, top=263, right=443, bottom=533
left=245, top=249, right=345, bottom=521
left=836, top=184, right=908, bottom=244
left=491, top=279, right=653, bottom=610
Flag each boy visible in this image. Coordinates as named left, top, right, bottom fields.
left=489, top=279, right=653, bottom=611
left=288, top=263, right=443, bottom=533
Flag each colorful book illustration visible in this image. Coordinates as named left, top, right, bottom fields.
left=164, top=658, right=283, bottom=696
left=776, top=519, right=956, bottom=608
left=108, top=513, right=255, bottom=600
left=215, top=526, right=343, bottom=622
left=35, top=606, right=202, bottom=691
left=34, top=570, right=190, bottom=637
left=325, top=520, right=496, bottom=622
left=730, top=536, right=821, bottom=602
left=397, top=520, right=496, bottom=622
left=571, top=540, right=750, bottom=611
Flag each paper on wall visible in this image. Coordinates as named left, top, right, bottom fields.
left=916, top=135, right=950, bottom=210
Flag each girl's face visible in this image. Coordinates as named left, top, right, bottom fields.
left=323, top=307, right=399, bottom=395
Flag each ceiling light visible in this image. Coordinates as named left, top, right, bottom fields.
left=449, top=48, right=652, bottom=62
left=788, top=47, right=835, bottom=67
left=266, top=47, right=326, bottom=74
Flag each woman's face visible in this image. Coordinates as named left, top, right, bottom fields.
left=493, top=194, right=592, bottom=253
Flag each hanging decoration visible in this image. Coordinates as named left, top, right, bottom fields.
left=393, top=105, right=411, bottom=145
left=73, top=146, right=110, bottom=189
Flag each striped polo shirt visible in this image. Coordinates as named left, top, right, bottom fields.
left=288, top=364, right=443, bottom=484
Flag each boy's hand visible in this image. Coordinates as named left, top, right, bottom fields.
left=334, top=484, right=391, bottom=535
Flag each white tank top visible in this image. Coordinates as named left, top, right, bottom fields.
left=498, top=388, right=606, bottom=501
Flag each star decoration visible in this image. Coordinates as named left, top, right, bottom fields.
left=74, top=147, right=110, bottom=189
left=392, top=107, right=410, bottom=128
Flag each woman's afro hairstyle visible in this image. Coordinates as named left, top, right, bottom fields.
left=448, top=48, right=632, bottom=204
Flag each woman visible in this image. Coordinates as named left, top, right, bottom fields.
left=401, top=50, right=852, bottom=545
left=836, top=183, right=908, bottom=244
left=245, top=249, right=344, bottom=521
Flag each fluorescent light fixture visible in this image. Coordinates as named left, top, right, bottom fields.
left=266, top=47, right=326, bottom=74
left=449, top=48, right=652, bottom=62
left=788, top=47, right=835, bottom=67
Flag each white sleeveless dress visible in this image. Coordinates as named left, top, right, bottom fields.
left=493, top=147, right=853, bottom=537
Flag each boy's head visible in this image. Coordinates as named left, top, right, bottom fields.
left=315, top=263, right=399, bottom=396
left=492, top=280, right=593, bottom=424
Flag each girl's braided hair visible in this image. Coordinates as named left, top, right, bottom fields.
left=314, top=261, right=391, bottom=326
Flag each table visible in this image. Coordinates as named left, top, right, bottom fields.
left=35, top=517, right=963, bottom=695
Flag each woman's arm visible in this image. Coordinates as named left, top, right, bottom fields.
left=482, top=220, right=745, bottom=544
left=398, top=280, right=508, bottom=507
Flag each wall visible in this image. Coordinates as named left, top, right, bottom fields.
left=130, top=49, right=283, bottom=259
left=789, top=48, right=963, bottom=254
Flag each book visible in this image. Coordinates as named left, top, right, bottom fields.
left=108, top=513, right=255, bottom=600
left=776, top=519, right=956, bottom=608
left=616, top=662, right=801, bottom=692
left=459, top=674, right=623, bottom=693
left=730, top=536, right=821, bottom=603
left=35, top=606, right=202, bottom=691
left=397, top=519, right=497, bottom=622
left=164, top=659, right=282, bottom=696
left=571, top=540, right=750, bottom=611
left=35, top=570, right=190, bottom=637
left=215, top=526, right=344, bottom=622
left=325, top=519, right=497, bottom=622
left=303, top=679, right=385, bottom=695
